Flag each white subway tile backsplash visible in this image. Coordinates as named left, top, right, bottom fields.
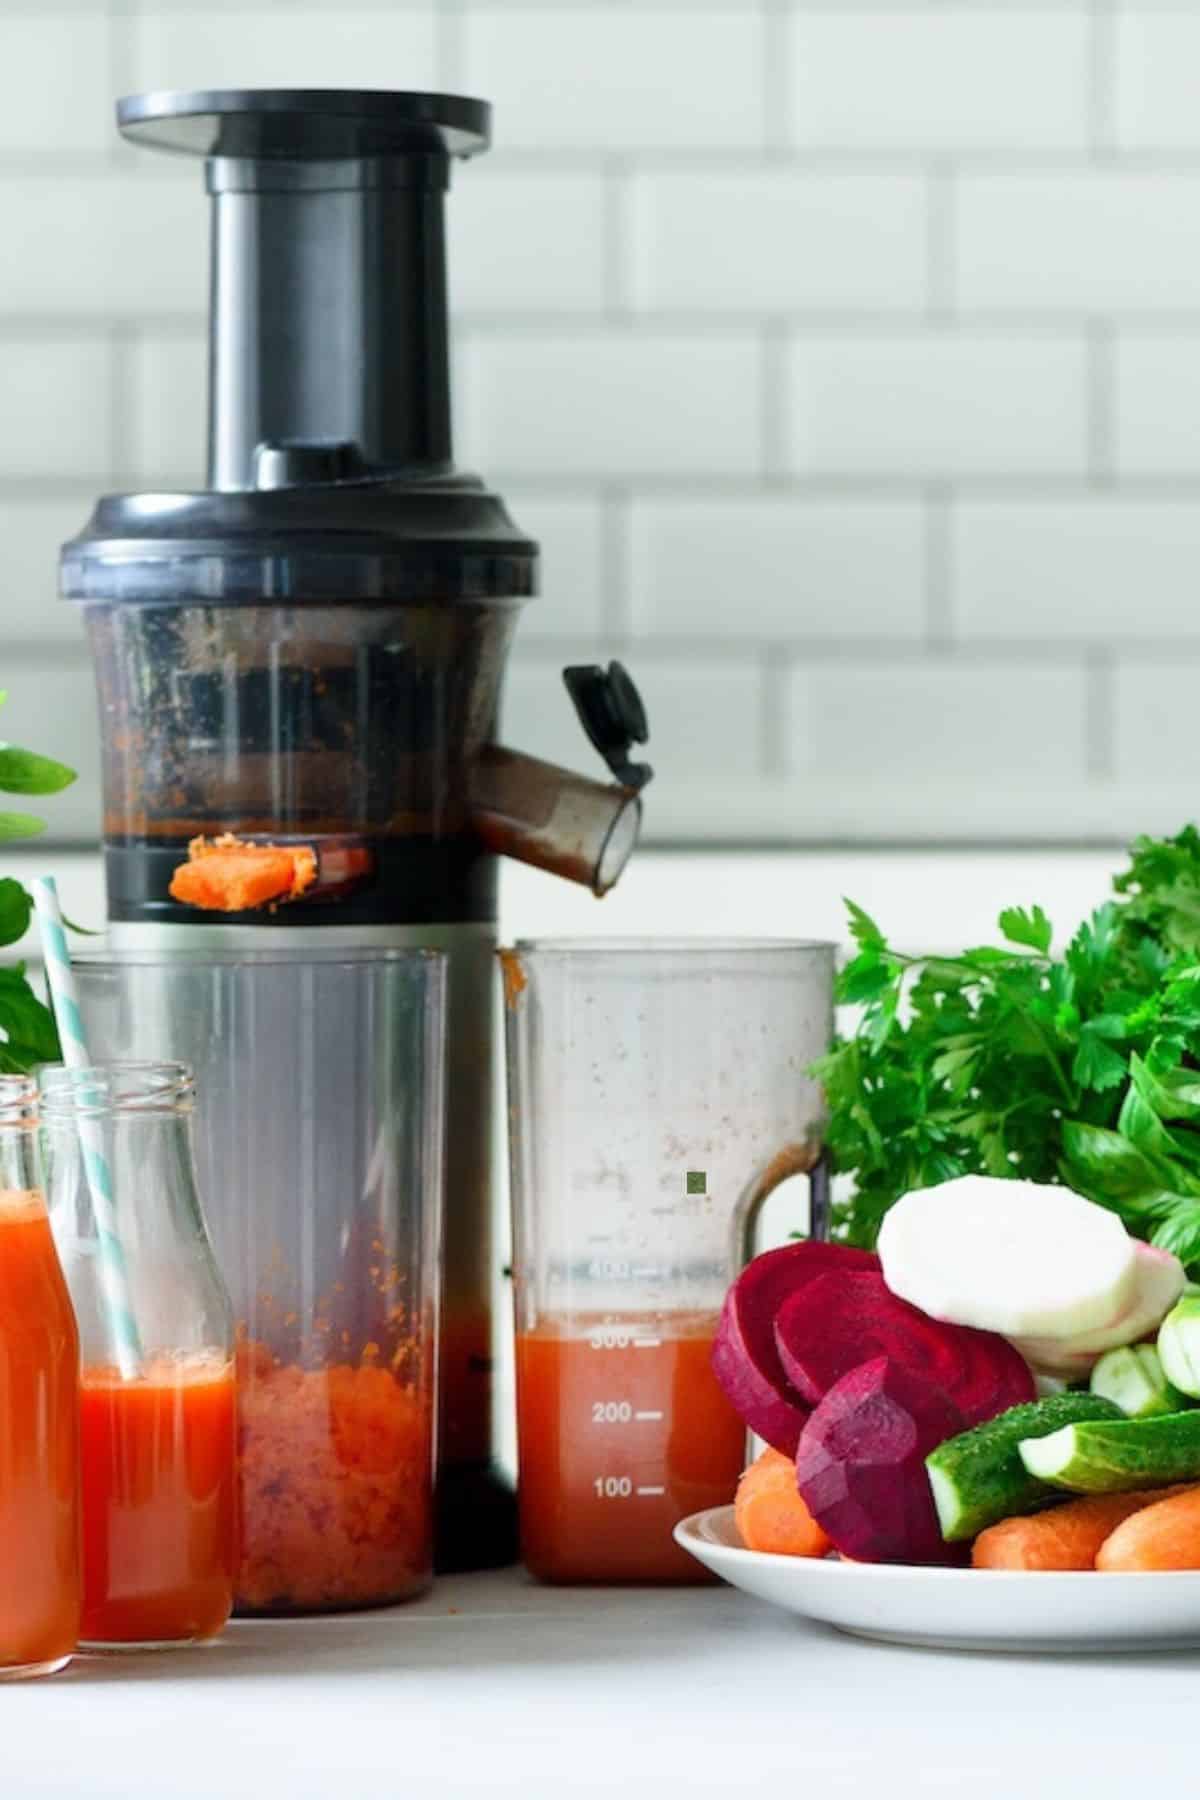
left=133, top=7, right=436, bottom=91
left=0, top=175, right=205, bottom=318
left=0, top=16, right=111, bottom=153
left=503, top=491, right=608, bottom=641
left=0, top=659, right=100, bottom=840
left=461, top=9, right=765, bottom=150
left=784, top=657, right=1089, bottom=783
left=505, top=649, right=765, bottom=781
left=0, top=494, right=92, bottom=644
left=1113, top=661, right=1200, bottom=784
left=630, top=496, right=926, bottom=640
left=1114, top=335, right=1200, bottom=477
left=788, top=11, right=1089, bottom=151
left=784, top=331, right=1088, bottom=477
left=1115, top=10, right=1200, bottom=153
left=953, top=500, right=1200, bottom=643
left=450, top=170, right=609, bottom=315
left=0, top=337, right=113, bottom=480
left=459, top=330, right=763, bottom=478
left=3, top=0, right=1200, bottom=848
left=127, top=331, right=207, bottom=485
left=955, top=173, right=1200, bottom=313
left=629, top=171, right=928, bottom=315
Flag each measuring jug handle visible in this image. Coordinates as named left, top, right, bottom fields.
left=730, top=1141, right=830, bottom=1272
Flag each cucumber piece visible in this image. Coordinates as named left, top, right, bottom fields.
left=1091, top=1344, right=1189, bottom=1419
left=1158, top=1296, right=1200, bottom=1399
left=1018, top=1411, right=1200, bottom=1493
left=925, top=1392, right=1124, bottom=1542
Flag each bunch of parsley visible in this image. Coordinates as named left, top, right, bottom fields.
left=0, top=696, right=77, bottom=1071
left=815, top=826, right=1200, bottom=1277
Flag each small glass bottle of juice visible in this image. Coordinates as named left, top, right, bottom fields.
left=0, top=1074, right=80, bottom=1677
left=41, top=1062, right=236, bottom=1650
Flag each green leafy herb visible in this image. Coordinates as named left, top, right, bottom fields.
left=0, top=700, right=79, bottom=1070
left=815, top=826, right=1200, bottom=1277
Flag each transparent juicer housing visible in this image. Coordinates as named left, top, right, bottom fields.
left=75, top=947, right=446, bottom=1614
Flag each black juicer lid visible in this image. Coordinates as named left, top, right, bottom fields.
left=63, top=90, right=536, bottom=608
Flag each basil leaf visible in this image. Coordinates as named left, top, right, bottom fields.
left=0, top=744, right=75, bottom=796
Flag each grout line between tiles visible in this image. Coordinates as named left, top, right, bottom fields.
left=1088, top=0, right=1118, bottom=161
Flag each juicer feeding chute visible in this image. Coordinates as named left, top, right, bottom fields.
left=63, top=87, right=653, bottom=1578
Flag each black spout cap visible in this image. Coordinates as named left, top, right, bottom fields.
left=564, top=662, right=653, bottom=793
left=117, top=89, right=490, bottom=161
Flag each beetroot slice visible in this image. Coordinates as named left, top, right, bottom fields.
left=795, top=1356, right=967, bottom=1566
left=710, top=1242, right=878, bottom=1454
left=774, top=1268, right=1034, bottom=1426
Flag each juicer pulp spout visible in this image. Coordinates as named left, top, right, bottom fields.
left=469, top=748, right=642, bottom=896
left=470, top=662, right=653, bottom=896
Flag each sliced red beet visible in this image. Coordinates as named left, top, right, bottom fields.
left=795, top=1356, right=967, bottom=1565
left=774, top=1267, right=1034, bottom=1426
left=710, top=1242, right=878, bottom=1454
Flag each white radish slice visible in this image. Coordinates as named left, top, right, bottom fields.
left=877, top=1175, right=1138, bottom=1339
left=1011, top=1242, right=1185, bottom=1376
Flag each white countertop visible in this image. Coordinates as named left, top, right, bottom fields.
left=9, top=1568, right=1196, bottom=1799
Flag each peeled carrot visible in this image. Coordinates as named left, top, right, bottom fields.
left=170, top=835, right=317, bottom=912
left=734, top=1447, right=832, bottom=1558
left=1096, top=1484, right=1200, bottom=1571
left=973, top=1487, right=1188, bottom=1571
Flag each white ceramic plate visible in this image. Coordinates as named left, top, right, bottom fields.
left=675, top=1506, right=1200, bottom=1652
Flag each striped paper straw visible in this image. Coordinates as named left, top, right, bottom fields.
left=31, top=877, right=142, bottom=1379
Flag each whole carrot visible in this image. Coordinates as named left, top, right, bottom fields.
left=735, top=1448, right=832, bottom=1558
left=973, top=1488, right=1187, bottom=1571
left=1096, top=1485, right=1200, bottom=1571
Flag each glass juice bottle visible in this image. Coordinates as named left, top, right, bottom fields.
left=41, top=1062, right=236, bottom=1648
left=503, top=941, right=833, bottom=1583
left=0, top=1075, right=80, bottom=1677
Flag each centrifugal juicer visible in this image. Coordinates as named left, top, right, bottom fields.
left=61, top=89, right=652, bottom=1576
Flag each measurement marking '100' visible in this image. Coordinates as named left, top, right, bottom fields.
left=592, top=1478, right=667, bottom=1499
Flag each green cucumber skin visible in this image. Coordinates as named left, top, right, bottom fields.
left=925, top=1393, right=1124, bottom=1542
left=1018, top=1411, right=1200, bottom=1493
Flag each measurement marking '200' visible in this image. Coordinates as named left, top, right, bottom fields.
left=590, top=1402, right=666, bottom=1424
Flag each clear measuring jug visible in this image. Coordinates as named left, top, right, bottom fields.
left=501, top=939, right=834, bottom=1583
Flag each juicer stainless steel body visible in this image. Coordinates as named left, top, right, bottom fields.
left=63, top=89, right=651, bottom=1574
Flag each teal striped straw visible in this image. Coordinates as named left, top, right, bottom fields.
left=32, top=877, right=143, bottom=1380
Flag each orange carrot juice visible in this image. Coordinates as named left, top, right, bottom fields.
left=516, top=1313, right=745, bottom=1583
left=79, top=1354, right=236, bottom=1645
left=0, top=1189, right=80, bottom=1675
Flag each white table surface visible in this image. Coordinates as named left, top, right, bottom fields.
left=9, top=1567, right=1198, bottom=1799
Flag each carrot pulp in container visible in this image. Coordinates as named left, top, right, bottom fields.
left=516, top=1313, right=745, bottom=1583
left=235, top=1338, right=434, bottom=1614
left=0, top=1191, right=80, bottom=1670
left=79, top=1354, right=236, bottom=1645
